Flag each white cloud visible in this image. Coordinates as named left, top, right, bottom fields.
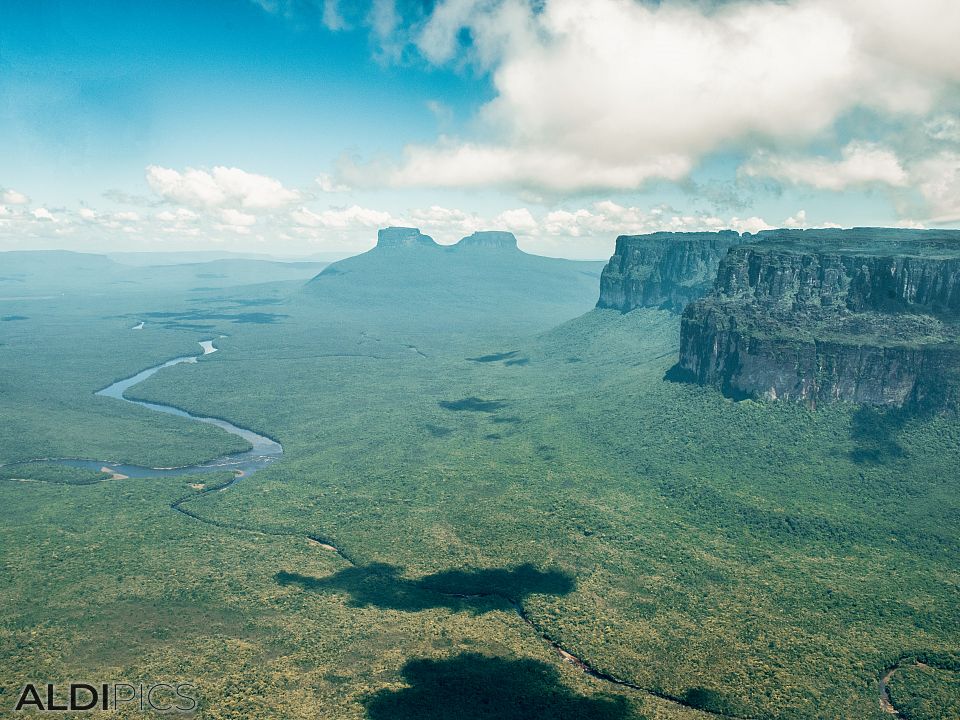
left=1, top=188, right=794, bottom=256
left=341, top=0, right=960, bottom=193
left=730, top=217, right=775, bottom=234
left=924, top=115, right=960, bottom=143
left=783, top=210, right=808, bottom=228
left=292, top=205, right=394, bottom=229
left=146, top=165, right=300, bottom=209
left=322, top=0, right=348, bottom=30
left=155, top=208, right=198, bottom=223
left=220, top=208, right=257, bottom=227
left=895, top=219, right=927, bottom=229
left=316, top=174, right=351, bottom=193
left=494, top=207, right=538, bottom=234
left=74, top=208, right=145, bottom=229
left=342, top=142, right=692, bottom=192
left=2, top=189, right=29, bottom=205
left=403, top=205, right=491, bottom=239
left=741, top=143, right=960, bottom=223
left=369, top=0, right=400, bottom=45
left=842, top=0, right=960, bottom=85
left=742, top=142, right=909, bottom=190
left=912, top=152, right=960, bottom=222
left=425, top=99, right=454, bottom=128
left=514, top=200, right=776, bottom=239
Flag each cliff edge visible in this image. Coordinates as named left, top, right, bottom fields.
left=597, top=230, right=743, bottom=312
left=672, top=228, right=960, bottom=411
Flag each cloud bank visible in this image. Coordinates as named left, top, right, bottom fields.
left=146, top=165, right=301, bottom=209
left=2, top=162, right=835, bottom=257
left=329, top=0, right=960, bottom=198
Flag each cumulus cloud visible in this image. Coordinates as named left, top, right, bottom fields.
left=316, top=174, right=351, bottom=193
left=924, top=115, right=960, bottom=144
left=2, top=188, right=29, bottom=205
left=731, top=216, right=776, bottom=234
left=155, top=208, right=198, bottom=223
left=2, top=188, right=802, bottom=256
left=146, top=165, right=300, bottom=209
left=342, top=142, right=692, bottom=192
left=742, top=142, right=910, bottom=190
left=494, top=207, right=538, bottom=234
left=292, top=204, right=394, bottom=229
left=507, top=200, right=774, bottom=239
left=331, top=0, right=960, bottom=193
left=744, top=143, right=960, bottom=223
left=404, top=205, right=481, bottom=236
left=912, top=152, right=960, bottom=222
left=220, top=208, right=257, bottom=227
left=322, top=0, right=348, bottom=30
left=783, top=210, right=808, bottom=228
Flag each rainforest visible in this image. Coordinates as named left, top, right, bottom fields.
left=1, top=228, right=958, bottom=719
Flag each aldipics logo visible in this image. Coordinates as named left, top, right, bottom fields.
left=13, top=683, right=198, bottom=713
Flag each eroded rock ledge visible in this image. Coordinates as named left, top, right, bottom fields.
left=672, top=229, right=960, bottom=411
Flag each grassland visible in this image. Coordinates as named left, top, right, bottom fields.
left=0, top=249, right=957, bottom=718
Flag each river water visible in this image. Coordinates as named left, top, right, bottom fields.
left=55, top=340, right=282, bottom=479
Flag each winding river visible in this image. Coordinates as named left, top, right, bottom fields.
left=18, top=341, right=910, bottom=720
left=54, top=340, right=282, bottom=480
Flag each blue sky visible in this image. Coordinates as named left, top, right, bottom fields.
left=0, top=1, right=482, bottom=197
left=1, top=0, right=958, bottom=258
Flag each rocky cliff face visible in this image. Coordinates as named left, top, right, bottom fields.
left=454, top=231, right=519, bottom=251
left=674, top=229, right=960, bottom=411
left=677, top=304, right=960, bottom=409
left=714, top=244, right=960, bottom=315
left=597, top=231, right=743, bottom=312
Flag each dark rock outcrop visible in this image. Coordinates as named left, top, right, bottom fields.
left=454, top=231, right=519, bottom=251
left=597, top=231, right=743, bottom=312
left=673, top=229, right=960, bottom=411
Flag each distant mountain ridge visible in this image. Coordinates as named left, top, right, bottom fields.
left=365, top=227, right=521, bottom=253
left=0, top=250, right=326, bottom=294
left=304, top=227, right=605, bottom=335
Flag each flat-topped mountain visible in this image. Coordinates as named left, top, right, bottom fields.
left=371, top=227, right=521, bottom=252
left=454, top=231, right=519, bottom=251
left=672, top=228, right=960, bottom=411
left=375, top=226, right=440, bottom=249
left=305, top=227, right=605, bottom=335
left=597, top=230, right=743, bottom=312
